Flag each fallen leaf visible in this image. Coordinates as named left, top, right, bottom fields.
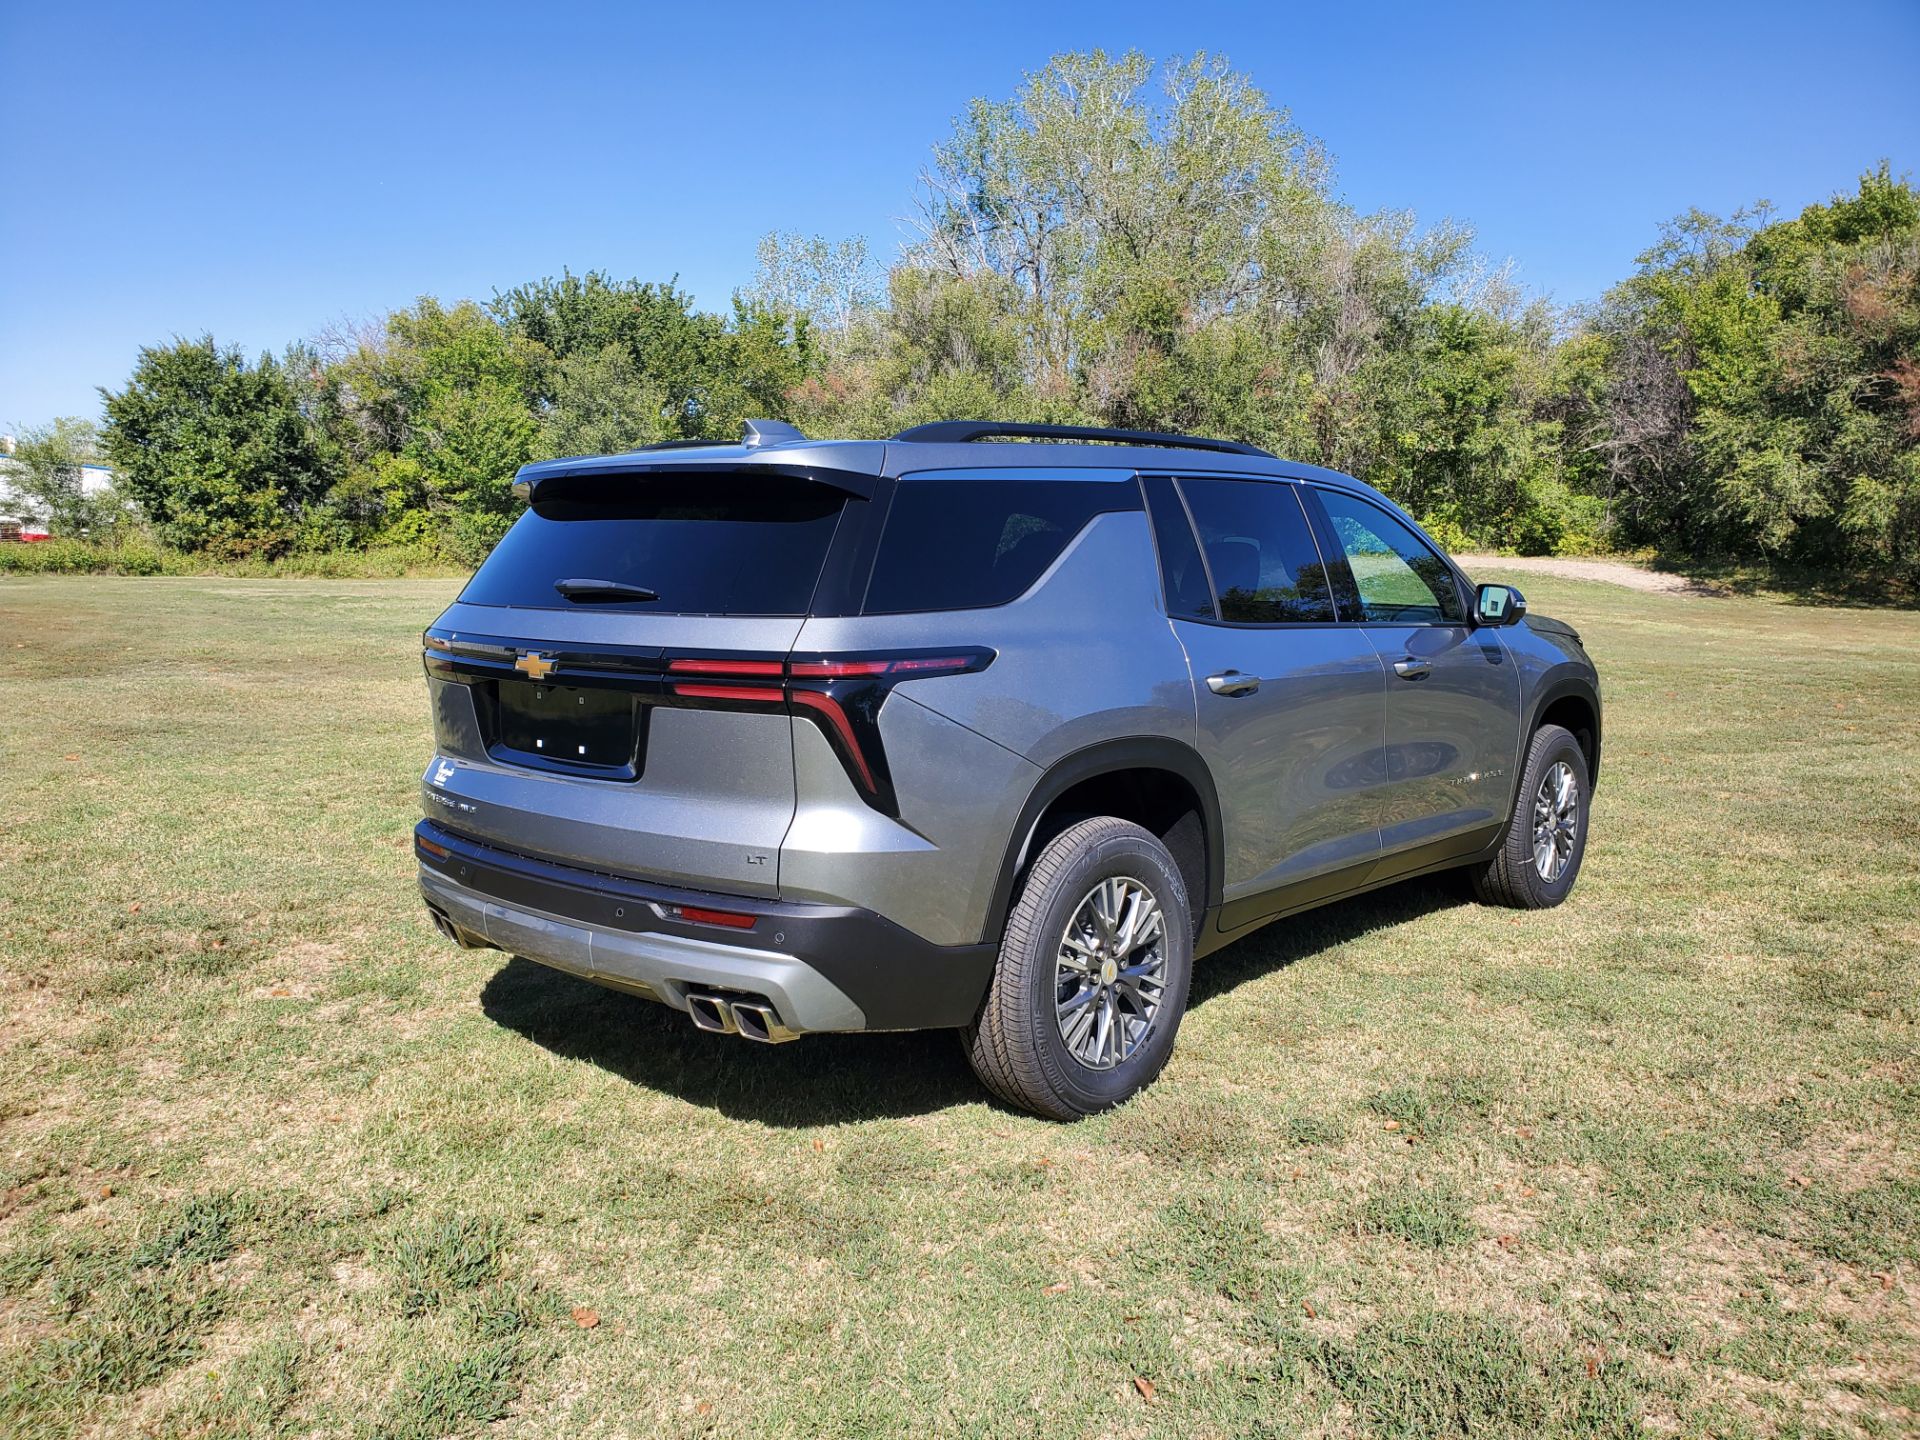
left=1879, top=1273, right=1894, bottom=1291
left=811, top=1138, right=823, bottom=1152
left=1302, top=1299, right=1316, bottom=1318
left=1585, top=1353, right=1599, bottom=1378
left=1518, top=1185, right=1537, bottom=1198
left=1381, top=1119, right=1401, bottom=1132
left=1042, top=1281, right=1070, bottom=1295
left=97, top=1185, right=112, bottom=1199
left=1133, top=1377, right=1156, bottom=1402
left=270, top=987, right=291, bottom=997
left=571, top=1306, right=600, bottom=1329
left=1497, top=1234, right=1517, bottom=1250
left=63, top=754, right=79, bottom=762
left=696, top=1401, right=713, bottom=1416
left=128, top=903, right=141, bottom=914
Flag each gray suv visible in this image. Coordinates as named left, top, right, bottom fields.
left=416, top=421, right=1600, bottom=1118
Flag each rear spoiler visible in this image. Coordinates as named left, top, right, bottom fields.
left=512, top=459, right=878, bottom=504
left=513, top=419, right=881, bottom=504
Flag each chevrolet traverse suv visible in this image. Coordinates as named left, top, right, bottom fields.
left=416, top=421, right=1601, bottom=1119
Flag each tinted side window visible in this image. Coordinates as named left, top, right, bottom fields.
left=1176, top=478, right=1336, bottom=624
left=1142, top=476, right=1215, bottom=620
left=864, top=477, right=1138, bottom=614
left=460, top=473, right=845, bottom=614
left=1313, top=489, right=1464, bottom=624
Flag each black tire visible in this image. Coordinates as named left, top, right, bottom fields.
left=1471, top=723, right=1590, bottom=909
left=963, top=817, right=1193, bottom=1120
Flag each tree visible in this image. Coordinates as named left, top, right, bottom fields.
left=2, top=417, right=120, bottom=536
left=101, top=338, right=335, bottom=555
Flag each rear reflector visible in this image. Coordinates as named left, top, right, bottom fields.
left=672, top=905, right=757, bottom=930
left=416, top=834, right=451, bottom=860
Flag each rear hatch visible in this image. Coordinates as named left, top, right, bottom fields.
left=422, top=464, right=862, bottom=898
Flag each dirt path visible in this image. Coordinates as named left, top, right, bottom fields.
left=1454, top=554, right=1708, bottom=596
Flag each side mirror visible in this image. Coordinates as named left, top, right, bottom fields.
left=1474, top=582, right=1527, bottom=626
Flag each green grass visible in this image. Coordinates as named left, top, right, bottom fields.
left=1, top=572, right=1916, bottom=1437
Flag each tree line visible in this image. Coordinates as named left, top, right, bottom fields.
left=14, top=52, right=1918, bottom=579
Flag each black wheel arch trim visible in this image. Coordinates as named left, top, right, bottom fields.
left=981, top=736, right=1225, bottom=946
left=1524, top=670, right=1603, bottom=792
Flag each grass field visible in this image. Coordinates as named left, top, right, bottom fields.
left=1, top=573, right=1916, bottom=1439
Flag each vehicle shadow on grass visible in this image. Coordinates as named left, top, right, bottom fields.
left=480, top=871, right=1472, bottom=1125
left=479, top=957, right=985, bottom=1125
left=1186, top=872, right=1471, bottom=1011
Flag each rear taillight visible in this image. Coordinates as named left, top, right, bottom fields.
left=659, top=648, right=993, bottom=815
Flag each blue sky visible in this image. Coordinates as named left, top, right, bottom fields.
left=3, top=0, right=1916, bottom=426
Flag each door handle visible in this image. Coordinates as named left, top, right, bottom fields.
left=1393, top=658, right=1432, bottom=681
left=1206, top=670, right=1261, bottom=697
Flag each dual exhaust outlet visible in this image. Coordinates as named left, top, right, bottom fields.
left=686, top=991, right=800, bottom=1044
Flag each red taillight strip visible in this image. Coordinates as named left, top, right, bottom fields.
left=790, top=690, right=878, bottom=792
left=667, top=657, right=785, bottom=677
left=669, top=682, right=787, bottom=703
left=788, top=659, right=893, bottom=678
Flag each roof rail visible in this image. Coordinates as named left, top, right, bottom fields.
left=889, top=420, right=1273, bottom=458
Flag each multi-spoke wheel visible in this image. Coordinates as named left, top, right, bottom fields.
left=1472, top=723, right=1590, bottom=908
left=1054, top=877, right=1169, bottom=1070
left=964, top=817, right=1193, bottom=1120
left=1531, top=760, right=1580, bottom=882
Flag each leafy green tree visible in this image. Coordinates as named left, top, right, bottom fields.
left=2, top=417, right=122, bottom=536
left=1567, top=165, right=1920, bottom=575
left=101, top=338, right=335, bottom=555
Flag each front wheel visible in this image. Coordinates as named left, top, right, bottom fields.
left=963, top=817, right=1193, bottom=1120
left=1470, top=723, right=1590, bottom=908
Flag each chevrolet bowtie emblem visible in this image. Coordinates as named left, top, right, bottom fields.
left=514, top=651, right=556, bottom=681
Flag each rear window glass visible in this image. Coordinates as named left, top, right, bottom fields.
left=1177, top=477, right=1336, bottom=624
left=458, top=473, right=845, bottom=614
left=863, top=477, right=1139, bottom=614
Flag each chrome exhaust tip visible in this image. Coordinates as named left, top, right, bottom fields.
left=427, top=906, right=491, bottom=950
left=729, top=1001, right=799, bottom=1044
left=686, top=993, right=737, bottom=1035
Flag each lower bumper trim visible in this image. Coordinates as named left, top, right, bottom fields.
left=415, top=820, right=996, bottom=1032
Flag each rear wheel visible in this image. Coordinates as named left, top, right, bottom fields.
left=963, top=817, right=1193, bottom=1120
left=1470, top=723, right=1590, bottom=908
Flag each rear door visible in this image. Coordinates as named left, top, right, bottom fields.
left=1301, top=485, right=1522, bottom=872
left=422, top=469, right=857, bottom=897
left=1146, top=475, right=1388, bottom=925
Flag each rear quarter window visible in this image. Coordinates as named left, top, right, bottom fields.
left=862, top=475, right=1140, bottom=614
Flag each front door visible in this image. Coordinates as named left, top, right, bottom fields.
left=1304, top=486, right=1523, bottom=872
left=1150, top=476, right=1388, bottom=926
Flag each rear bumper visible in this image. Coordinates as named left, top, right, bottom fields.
left=414, top=821, right=995, bottom=1033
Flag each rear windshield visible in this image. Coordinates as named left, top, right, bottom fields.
left=459, top=474, right=846, bottom=614
left=863, top=476, right=1139, bottom=614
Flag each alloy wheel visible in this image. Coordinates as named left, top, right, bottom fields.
left=1532, top=760, right=1579, bottom=881
left=1054, top=877, right=1167, bottom=1070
